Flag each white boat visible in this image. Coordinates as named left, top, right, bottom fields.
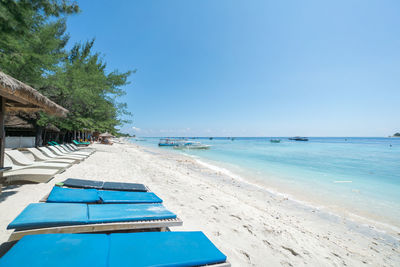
left=173, top=142, right=211, bottom=150
left=158, top=138, right=186, bottom=146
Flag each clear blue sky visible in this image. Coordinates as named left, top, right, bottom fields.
left=66, top=0, right=400, bottom=137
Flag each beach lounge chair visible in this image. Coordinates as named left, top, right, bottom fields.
left=5, top=150, right=71, bottom=170
left=2, top=168, right=57, bottom=184
left=57, top=145, right=92, bottom=156
left=6, top=202, right=182, bottom=241
left=3, top=158, right=58, bottom=184
left=43, top=186, right=162, bottom=204
left=69, top=143, right=82, bottom=150
left=73, top=139, right=90, bottom=146
left=38, top=147, right=85, bottom=161
left=25, top=148, right=78, bottom=164
left=0, top=232, right=229, bottom=267
left=66, top=143, right=95, bottom=155
left=62, top=144, right=94, bottom=155
left=61, top=178, right=148, bottom=192
left=47, top=146, right=88, bottom=159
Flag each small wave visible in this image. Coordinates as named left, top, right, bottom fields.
left=193, top=157, right=400, bottom=241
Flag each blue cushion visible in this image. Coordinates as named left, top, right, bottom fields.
left=0, top=234, right=108, bottom=267
left=109, top=231, right=227, bottom=267
left=0, top=232, right=227, bottom=267
left=88, top=204, right=176, bottom=223
left=7, top=203, right=88, bottom=231
left=102, top=182, right=147, bottom=192
left=47, top=187, right=100, bottom=203
left=63, top=178, right=104, bottom=189
left=98, top=191, right=162, bottom=204
left=8, top=203, right=177, bottom=231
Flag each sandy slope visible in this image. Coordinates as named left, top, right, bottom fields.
left=0, top=142, right=399, bottom=266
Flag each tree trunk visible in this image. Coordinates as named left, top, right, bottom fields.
left=35, top=126, right=44, bottom=147
left=43, top=129, right=47, bottom=144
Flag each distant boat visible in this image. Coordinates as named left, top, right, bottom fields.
left=174, top=141, right=211, bottom=150
left=289, top=137, right=308, bottom=141
left=270, top=139, right=281, bottom=143
left=158, top=138, right=185, bottom=146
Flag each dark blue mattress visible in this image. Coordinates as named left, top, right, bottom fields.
left=63, top=178, right=147, bottom=192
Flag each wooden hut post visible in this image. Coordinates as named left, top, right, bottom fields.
left=0, top=97, right=4, bottom=193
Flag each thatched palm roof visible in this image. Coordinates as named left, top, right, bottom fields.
left=0, top=71, right=68, bottom=117
left=5, top=115, right=60, bottom=132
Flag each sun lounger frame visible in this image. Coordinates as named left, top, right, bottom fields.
left=8, top=217, right=183, bottom=241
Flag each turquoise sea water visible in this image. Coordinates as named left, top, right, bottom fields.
left=132, top=137, right=400, bottom=231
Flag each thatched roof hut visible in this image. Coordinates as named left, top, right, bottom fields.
left=0, top=71, right=68, bottom=117
left=5, top=115, right=60, bottom=133
left=0, top=71, right=69, bottom=191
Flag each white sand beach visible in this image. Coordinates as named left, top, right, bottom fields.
left=1, top=142, right=399, bottom=266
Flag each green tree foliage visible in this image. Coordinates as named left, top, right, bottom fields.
left=0, top=1, right=133, bottom=140
left=39, top=40, right=133, bottom=134
left=0, top=0, right=79, bottom=87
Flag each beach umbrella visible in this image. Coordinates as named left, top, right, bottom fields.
left=99, top=132, right=113, bottom=138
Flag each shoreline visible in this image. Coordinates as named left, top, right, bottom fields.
left=128, top=141, right=400, bottom=265
left=191, top=155, right=400, bottom=237
left=141, top=140, right=400, bottom=237
left=1, top=142, right=399, bottom=266
left=141, top=141, right=400, bottom=244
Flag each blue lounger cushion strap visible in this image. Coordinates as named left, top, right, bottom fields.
left=47, top=186, right=162, bottom=204
left=7, top=203, right=177, bottom=231
left=0, top=232, right=227, bottom=267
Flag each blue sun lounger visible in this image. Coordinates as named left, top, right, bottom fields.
left=0, top=232, right=229, bottom=267
left=45, top=186, right=163, bottom=204
left=7, top=203, right=182, bottom=241
left=62, top=178, right=148, bottom=192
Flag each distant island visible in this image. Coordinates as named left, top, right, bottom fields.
left=393, top=133, right=400, bottom=137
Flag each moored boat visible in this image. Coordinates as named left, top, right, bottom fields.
left=173, top=141, right=211, bottom=150
left=270, top=139, right=281, bottom=143
left=158, top=138, right=185, bottom=146
left=288, top=136, right=308, bottom=141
